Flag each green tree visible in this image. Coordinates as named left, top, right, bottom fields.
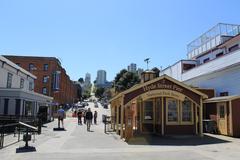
left=78, top=78, right=84, bottom=84
left=95, top=87, right=105, bottom=98
left=82, top=89, right=91, bottom=99
left=114, top=69, right=140, bottom=92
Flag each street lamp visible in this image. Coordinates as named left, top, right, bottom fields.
left=144, top=58, right=150, bottom=70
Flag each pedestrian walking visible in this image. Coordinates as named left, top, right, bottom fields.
left=85, top=108, right=93, bottom=131
left=57, top=106, right=66, bottom=128
left=83, top=111, right=86, bottom=124
left=77, top=110, right=83, bottom=125
left=94, top=111, right=97, bottom=125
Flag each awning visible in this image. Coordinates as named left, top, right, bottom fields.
left=0, top=88, right=53, bottom=103
left=204, top=95, right=240, bottom=103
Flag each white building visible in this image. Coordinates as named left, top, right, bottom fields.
left=160, top=23, right=240, bottom=96
left=128, top=63, right=137, bottom=73
left=96, top=70, right=107, bottom=85
left=0, top=55, right=53, bottom=120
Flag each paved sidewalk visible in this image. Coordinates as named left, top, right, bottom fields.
left=1, top=103, right=240, bottom=160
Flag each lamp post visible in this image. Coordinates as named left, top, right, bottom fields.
left=144, top=58, right=150, bottom=70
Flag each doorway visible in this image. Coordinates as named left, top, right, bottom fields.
left=217, top=102, right=228, bottom=135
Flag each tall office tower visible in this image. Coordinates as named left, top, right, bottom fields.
left=96, top=70, right=107, bottom=85
left=127, top=63, right=137, bottom=73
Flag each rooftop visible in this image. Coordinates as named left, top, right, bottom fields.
left=0, top=55, right=36, bottom=79
left=187, top=23, right=240, bottom=59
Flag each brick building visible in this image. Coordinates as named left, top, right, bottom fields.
left=3, top=55, right=79, bottom=105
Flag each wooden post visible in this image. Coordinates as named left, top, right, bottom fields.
left=153, top=98, right=156, bottom=133
left=229, top=100, right=233, bottom=136
left=161, top=97, right=164, bottom=136
left=120, top=96, right=124, bottom=138
left=199, top=98, right=203, bottom=137
left=195, top=103, right=198, bottom=135
left=116, top=106, right=119, bottom=135
left=140, top=99, right=143, bottom=133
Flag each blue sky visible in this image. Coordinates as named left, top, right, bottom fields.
left=0, top=0, right=239, bottom=82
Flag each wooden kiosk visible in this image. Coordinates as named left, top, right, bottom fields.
left=204, top=95, right=240, bottom=137
left=110, top=72, right=208, bottom=141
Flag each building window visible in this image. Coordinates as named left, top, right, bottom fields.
left=43, top=76, right=49, bottom=83
left=216, top=52, right=224, bottom=58
left=203, top=58, right=210, bottom=63
left=143, top=101, right=153, bottom=121
left=4, top=99, right=9, bottom=115
left=219, top=105, right=225, bottom=119
left=7, top=73, right=13, bottom=88
left=228, top=44, right=239, bottom=52
left=42, top=87, right=47, bottom=95
left=155, top=98, right=161, bottom=123
left=43, top=64, right=49, bottom=71
left=28, top=63, right=35, bottom=71
left=29, top=82, right=34, bottom=91
left=53, top=71, right=61, bottom=90
left=166, top=98, right=178, bottom=124
left=15, top=99, right=21, bottom=115
left=24, top=101, right=33, bottom=116
left=20, top=78, right=24, bottom=88
left=182, top=99, right=193, bottom=123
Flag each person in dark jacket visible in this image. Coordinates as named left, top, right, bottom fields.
left=85, top=108, right=93, bottom=131
left=94, top=111, right=97, bottom=125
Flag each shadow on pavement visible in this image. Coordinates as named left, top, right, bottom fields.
left=16, top=146, right=36, bottom=153
left=127, top=134, right=230, bottom=146
left=53, top=128, right=66, bottom=131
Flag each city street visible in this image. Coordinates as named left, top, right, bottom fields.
left=0, top=102, right=240, bottom=160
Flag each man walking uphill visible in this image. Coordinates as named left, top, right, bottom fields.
left=86, top=108, right=93, bottom=131
left=57, top=106, right=65, bottom=129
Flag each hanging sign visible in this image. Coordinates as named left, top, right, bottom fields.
left=141, top=90, right=185, bottom=101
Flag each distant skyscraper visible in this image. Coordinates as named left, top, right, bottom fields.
left=128, top=63, right=137, bottom=73
left=96, top=70, right=107, bottom=85
left=85, top=73, right=91, bottom=85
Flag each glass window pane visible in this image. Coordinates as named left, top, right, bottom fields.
left=220, top=105, right=225, bottom=118
left=182, top=100, right=192, bottom=122
left=167, top=99, right=178, bottom=122
left=144, top=101, right=153, bottom=121
left=155, top=99, right=161, bottom=123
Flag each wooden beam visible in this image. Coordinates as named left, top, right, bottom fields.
left=120, top=96, right=124, bottom=138
left=116, top=106, right=119, bottom=135
left=199, top=98, right=203, bottom=137
left=229, top=100, right=233, bottom=136
left=195, top=103, right=198, bottom=135
left=153, top=98, right=156, bottom=133
left=140, top=99, right=143, bottom=133
left=161, top=97, right=164, bottom=135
